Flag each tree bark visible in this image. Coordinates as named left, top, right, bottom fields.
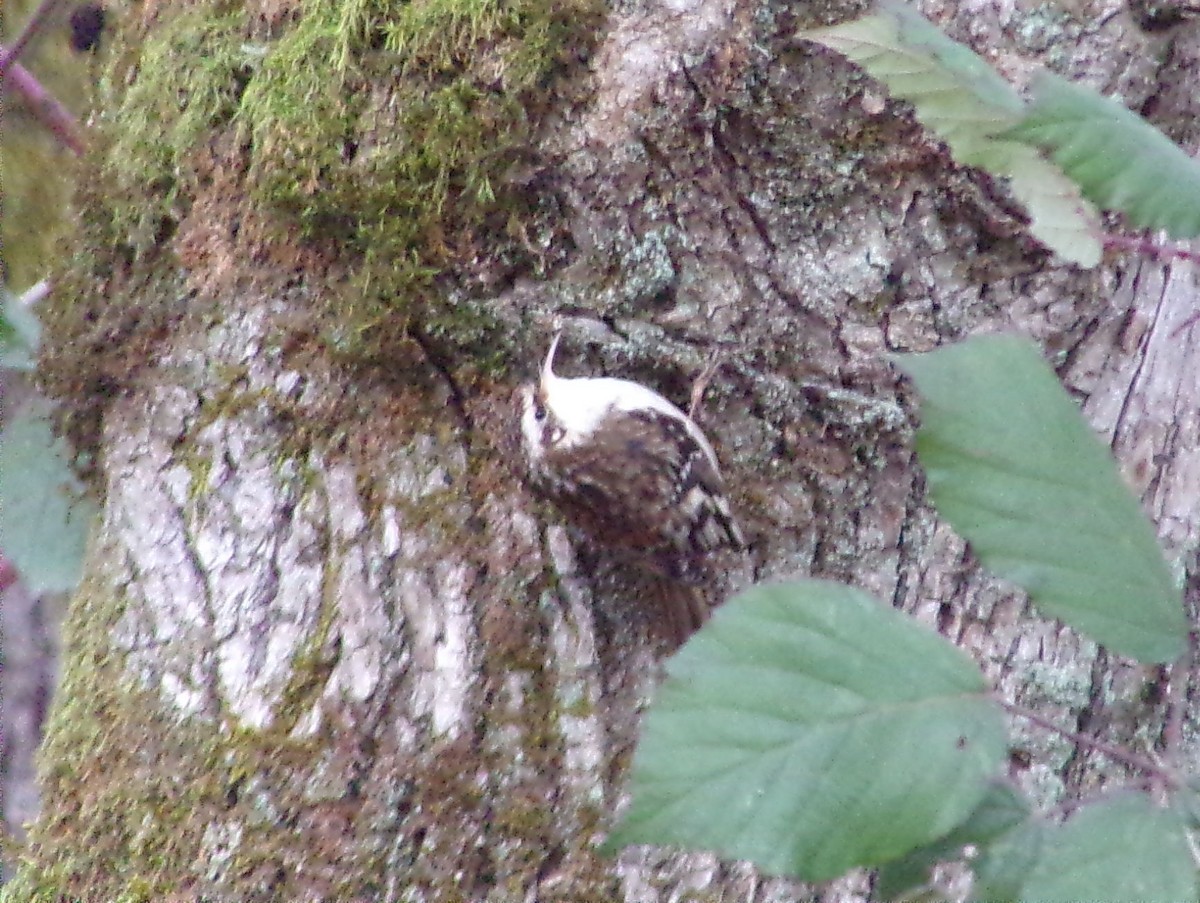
left=10, top=0, right=1200, bottom=900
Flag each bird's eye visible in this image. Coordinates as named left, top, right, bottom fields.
left=533, top=399, right=548, bottom=422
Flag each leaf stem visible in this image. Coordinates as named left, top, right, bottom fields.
left=0, top=0, right=88, bottom=154
left=998, top=698, right=1182, bottom=788
left=0, top=58, right=86, bottom=155
left=1104, top=233, right=1200, bottom=266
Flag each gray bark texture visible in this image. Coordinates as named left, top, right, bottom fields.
left=8, top=0, right=1200, bottom=899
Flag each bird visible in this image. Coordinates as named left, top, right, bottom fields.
left=518, top=333, right=745, bottom=644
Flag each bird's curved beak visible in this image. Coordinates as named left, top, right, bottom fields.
left=540, top=332, right=562, bottom=391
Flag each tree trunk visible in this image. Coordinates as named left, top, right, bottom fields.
left=9, top=0, right=1200, bottom=900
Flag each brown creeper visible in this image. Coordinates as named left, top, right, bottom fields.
left=519, top=334, right=745, bottom=585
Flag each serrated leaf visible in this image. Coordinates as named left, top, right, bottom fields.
left=876, top=781, right=1030, bottom=900
left=1009, top=72, right=1200, bottom=238
left=896, top=336, right=1185, bottom=663
left=0, top=408, right=96, bottom=592
left=801, top=5, right=1101, bottom=265
left=803, top=2, right=1021, bottom=158
left=1021, top=793, right=1196, bottom=902
left=1007, top=155, right=1102, bottom=268
left=610, top=580, right=1008, bottom=881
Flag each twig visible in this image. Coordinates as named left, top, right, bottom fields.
left=0, top=57, right=85, bottom=155
left=0, top=0, right=66, bottom=80
left=19, top=280, right=53, bottom=308
left=1104, top=233, right=1200, bottom=266
left=998, top=697, right=1182, bottom=788
left=1040, top=775, right=1157, bottom=822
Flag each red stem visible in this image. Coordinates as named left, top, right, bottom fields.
left=0, top=57, right=86, bottom=156
left=1104, top=234, right=1200, bottom=266
left=0, top=0, right=67, bottom=80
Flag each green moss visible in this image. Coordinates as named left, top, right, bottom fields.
left=38, top=0, right=601, bottom=454
left=240, top=0, right=590, bottom=246
left=6, top=536, right=377, bottom=900
left=236, top=3, right=362, bottom=237
left=239, top=0, right=603, bottom=358
left=95, top=6, right=251, bottom=253
left=4, top=565, right=223, bottom=900
left=34, top=4, right=255, bottom=466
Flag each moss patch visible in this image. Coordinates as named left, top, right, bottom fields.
left=38, top=0, right=602, bottom=469
left=37, top=3, right=257, bottom=465
left=94, top=6, right=253, bottom=254
left=238, top=0, right=603, bottom=361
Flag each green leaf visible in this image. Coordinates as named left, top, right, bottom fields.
left=610, top=580, right=1008, bottom=881
left=896, top=335, right=1186, bottom=664
left=875, top=781, right=1030, bottom=900
left=972, top=815, right=1044, bottom=902
left=975, top=793, right=1199, bottom=901
left=0, top=408, right=96, bottom=592
left=801, top=4, right=1101, bottom=266
left=1175, top=783, right=1200, bottom=829
left=1009, top=72, right=1200, bottom=239
left=1006, top=155, right=1102, bottom=269
left=1021, top=793, right=1196, bottom=902
left=802, top=3, right=1019, bottom=158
